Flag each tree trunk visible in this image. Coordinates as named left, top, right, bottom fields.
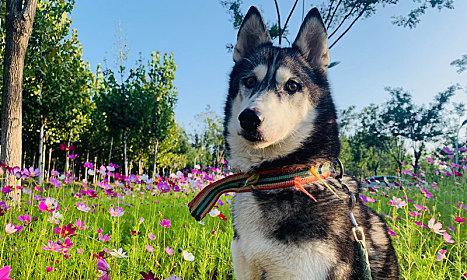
left=138, top=158, right=143, bottom=175
left=108, top=136, right=113, bottom=164
left=46, top=147, right=52, bottom=181
left=38, top=119, right=45, bottom=184
left=1, top=0, right=37, bottom=202
left=152, top=140, right=159, bottom=177
left=123, top=132, right=128, bottom=177
left=413, top=147, right=422, bottom=174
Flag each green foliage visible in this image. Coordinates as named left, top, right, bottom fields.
left=92, top=52, right=177, bottom=174
left=189, top=106, right=225, bottom=168
left=450, top=54, right=467, bottom=74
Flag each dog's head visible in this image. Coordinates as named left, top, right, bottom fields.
left=224, top=7, right=339, bottom=171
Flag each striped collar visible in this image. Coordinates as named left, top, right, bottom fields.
left=188, top=161, right=339, bottom=221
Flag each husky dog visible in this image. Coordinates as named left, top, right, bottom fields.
left=223, top=6, right=399, bottom=280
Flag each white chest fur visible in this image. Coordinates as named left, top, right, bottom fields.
left=231, top=193, right=335, bottom=280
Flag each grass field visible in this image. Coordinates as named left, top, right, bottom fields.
left=0, top=162, right=465, bottom=280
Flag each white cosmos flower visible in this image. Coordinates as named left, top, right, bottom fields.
left=182, top=250, right=195, bottom=262
left=209, top=208, right=220, bottom=217
left=109, top=248, right=128, bottom=258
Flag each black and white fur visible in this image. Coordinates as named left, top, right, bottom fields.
left=223, top=7, right=399, bottom=280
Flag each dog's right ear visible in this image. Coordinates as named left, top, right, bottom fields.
left=233, top=6, right=271, bottom=63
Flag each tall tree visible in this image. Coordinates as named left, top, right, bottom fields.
left=381, top=86, right=459, bottom=172
left=1, top=0, right=37, bottom=193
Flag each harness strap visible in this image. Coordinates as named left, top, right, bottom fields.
left=344, top=184, right=373, bottom=280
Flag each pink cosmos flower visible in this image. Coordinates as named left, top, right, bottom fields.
left=46, top=266, right=55, bottom=272
left=159, top=218, right=171, bottom=229
left=413, top=204, right=427, bottom=211
left=415, top=221, right=428, bottom=228
left=99, top=233, right=111, bottom=243
left=145, top=245, right=154, bottom=252
left=0, top=265, right=12, bottom=280
left=109, top=206, right=124, bottom=217
left=75, top=219, right=87, bottom=230
left=76, top=202, right=90, bottom=213
left=443, top=232, right=455, bottom=243
left=454, top=216, right=465, bottom=223
left=409, top=211, right=421, bottom=217
left=436, top=249, right=447, bottom=261
left=428, top=218, right=445, bottom=235
left=5, top=223, right=22, bottom=234
left=97, top=258, right=110, bottom=280
left=359, top=194, right=376, bottom=204
left=389, top=196, right=407, bottom=208
left=165, top=246, right=174, bottom=256
left=147, top=233, right=155, bottom=240
left=420, top=188, right=433, bottom=199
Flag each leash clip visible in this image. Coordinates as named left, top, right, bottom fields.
left=244, top=173, right=260, bottom=189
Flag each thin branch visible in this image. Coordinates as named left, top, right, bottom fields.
left=273, top=0, right=282, bottom=45
left=324, top=0, right=336, bottom=25
left=328, top=5, right=356, bottom=39
left=282, top=0, right=299, bottom=40
left=326, top=0, right=343, bottom=29
left=329, top=3, right=369, bottom=49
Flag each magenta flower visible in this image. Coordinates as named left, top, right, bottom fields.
left=454, top=216, right=465, bottom=223
left=0, top=265, right=12, bottom=280
left=83, top=162, right=94, bottom=169
left=415, top=221, right=428, bottom=228
left=359, top=194, right=376, bottom=204
left=409, top=211, right=421, bottom=217
left=97, top=258, right=110, bottom=280
left=413, top=204, right=427, bottom=211
left=159, top=218, right=171, bottom=229
left=387, top=228, right=396, bottom=237
left=420, top=188, right=433, bottom=199
left=1, top=186, right=12, bottom=194
left=18, top=214, right=31, bottom=224
left=109, top=206, right=124, bottom=217
left=38, top=197, right=59, bottom=212
left=46, top=266, right=55, bottom=272
left=99, top=233, right=111, bottom=243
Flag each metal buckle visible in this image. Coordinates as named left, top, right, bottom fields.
left=244, top=173, right=260, bottom=189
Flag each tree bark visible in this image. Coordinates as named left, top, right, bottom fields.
left=108, top=136, right=113, bottom=164
left=152, top=140, right=159, bottom=177
left=123, top=132, right=128, bottom=177
left=1, top=0, right=37, bottom=200
left=38, top=119, right=45, bottom=184
left=46, top=147, right=52, bottom=181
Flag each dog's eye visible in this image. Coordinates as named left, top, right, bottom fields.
left=243, top=76, right=257, bottom=89
left=284, top=80, right=301, bottom=94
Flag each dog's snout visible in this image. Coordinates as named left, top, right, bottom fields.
left=239, top=109, right=262, bottom=132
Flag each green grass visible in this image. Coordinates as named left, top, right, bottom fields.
left=0, top=174, right=465, bottom=279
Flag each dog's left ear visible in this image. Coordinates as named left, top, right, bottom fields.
left=293, top=8, right=330, bottom=69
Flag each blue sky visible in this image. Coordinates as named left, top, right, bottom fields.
left=71, top=1, right=467, bottom=131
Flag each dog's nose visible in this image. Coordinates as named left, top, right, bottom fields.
left=238, top=109, right=262, bottom=132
